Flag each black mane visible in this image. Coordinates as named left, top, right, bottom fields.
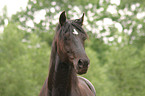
left=39, top=12, right=95, bottom=96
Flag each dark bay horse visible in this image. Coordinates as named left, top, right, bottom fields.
left=39, top=11, right=96, bottom=96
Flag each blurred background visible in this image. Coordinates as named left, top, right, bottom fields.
left=0, top=0, right=145, bottom=96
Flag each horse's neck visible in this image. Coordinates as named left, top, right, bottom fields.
left=48, top=41, right=78, bottom=96
left=48, top=41, right=57, bottom=92
left=52, top=55, right=78, bottom=95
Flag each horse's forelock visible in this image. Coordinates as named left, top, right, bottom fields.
left=55, top=21, right=87, bottom=54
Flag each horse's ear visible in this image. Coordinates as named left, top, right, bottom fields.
left=59, top=11, right=66, bottom=26
left=76, top=13, right=84, bottom=26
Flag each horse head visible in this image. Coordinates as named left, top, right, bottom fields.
left=55, top=11, right=90, bottom=75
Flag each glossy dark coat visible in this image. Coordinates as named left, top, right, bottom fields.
left=39, top=11, right=96, bottom=96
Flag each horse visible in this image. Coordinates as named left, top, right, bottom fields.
left=39, top=11, right=96, bottom=96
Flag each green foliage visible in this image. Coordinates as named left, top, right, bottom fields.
left=84, top=47, right=113, bottom=96
left=0, top=23, right=50, bottom=96
left=0, top=0, right=145, bottom=96
left=106, top=45, right=145, bottom=96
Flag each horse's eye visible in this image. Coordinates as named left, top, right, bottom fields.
left=82, top=37, right=87, bottom=41
left=75, top=19, right=79, bottom=22
left=64, top=37, right=67, bottom=40
left=67, top=51, right=70, bottom=53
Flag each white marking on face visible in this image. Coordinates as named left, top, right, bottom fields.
left=73, top=29, right=79, bottom=35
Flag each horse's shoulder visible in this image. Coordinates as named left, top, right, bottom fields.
left=78, top=76, right=96, bottom=96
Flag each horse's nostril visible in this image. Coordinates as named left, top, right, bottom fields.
left=78, top=59, right=89, bottom=68
left=78, top=59, right=83, bottom=64
left=78, top=59, right=83, bottom=68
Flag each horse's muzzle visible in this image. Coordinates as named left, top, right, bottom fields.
left=77, top=59, right=90, bottom=75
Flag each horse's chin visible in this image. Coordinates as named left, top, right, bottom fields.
left=77, top=67, right=88, bottom=75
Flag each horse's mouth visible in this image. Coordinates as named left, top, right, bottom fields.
left=77, top=67, right=88, bottom=75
